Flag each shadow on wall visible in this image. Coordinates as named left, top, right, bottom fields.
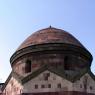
left=20, top=91, right=95, bottom=95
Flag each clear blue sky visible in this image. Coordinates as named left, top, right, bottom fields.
left=0, top=0, right=95, bottom=82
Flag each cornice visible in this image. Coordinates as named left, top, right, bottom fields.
left=10, top=43, right=92, bottom=66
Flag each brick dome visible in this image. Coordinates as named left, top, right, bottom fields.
left=17, top=27, right=83, bottom=51
left=10, top=26, right=92, bottom=73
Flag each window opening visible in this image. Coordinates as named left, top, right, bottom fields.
left=25, top=60, right=31, bottom=73
left=64, top=56, right=70, bottom=70
left=35, top=84, right=38, bottom=89
left=58, top=83, right=61, bottom=88
left=41, top=85, right=45, bottom=88
left=48, top=84, right=51, bottom=88
left=44, top=73, right=50, bottom=80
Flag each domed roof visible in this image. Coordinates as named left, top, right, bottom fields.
left=17, top=26, right=83, bottom=51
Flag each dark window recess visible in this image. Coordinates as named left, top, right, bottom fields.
left=58, top=83, right=61, bottom=88
left=35, top=85, right=38, bottom=89
left=64, top=56, right=70, bottom=70
left=55, top=63, right=58, bottom=68
left=84, top=76, right=88, bottom=91
left=48, top=84, right=51, bottom=88
left=90, top=86, right=93, bottom=90
left=53, top=76, right=56, bottom=80
left=44, top=73, right=50, bottom=80
left=84, top=84, right=87, bottom=90
left=41, top=85, right=45, bottom=88
left=25, top=60, right=31, bottom=73
left=20, top=89, right=22, bottom=94
left=80, top=84, right=82, bottom=88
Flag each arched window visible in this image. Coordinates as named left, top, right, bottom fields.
left=64, top=56, right=70, bottom=70
left=25, top=60, right=31, bottom=73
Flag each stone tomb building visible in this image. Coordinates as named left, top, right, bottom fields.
left=0, top=27, right=95, bottom=95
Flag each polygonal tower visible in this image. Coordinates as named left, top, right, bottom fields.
left=10, top=26, right=92, bottom=81
left=2, top=27, right=95, bottom=95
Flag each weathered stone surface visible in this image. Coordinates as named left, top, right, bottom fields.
left=17, top=27, right=83, bottom=51
left=1, top=27, right=94, bottom=95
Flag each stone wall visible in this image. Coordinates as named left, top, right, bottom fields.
left=73, top=73, right=95, bottom=93
left=23, top=70, right=95, bottom=94
left=23, top=70, right=72, bottom=93
left=3, top=76, right=23, bottom=95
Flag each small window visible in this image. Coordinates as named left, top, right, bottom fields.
left=90, top=86, right=93, bottom=90
left=25, top=60, right=31, bottom=73
left=84, top=84, right=87, bottom=90
left=20, top=89, right=22, bottom=94
left=64, top=56, right=70, bottom=70
left=48, top=84, right=51, bottom=88
left=41, top=85, right=45, bottom=88
left=53, top=76, right=56, bottom=80
left=35, top=85, right=38, bottom=89
left=44, top=73, right=50, bottom=80
left=57, top=83, right=61, bottom=88
left=80, top=84, right=82, bottom=88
